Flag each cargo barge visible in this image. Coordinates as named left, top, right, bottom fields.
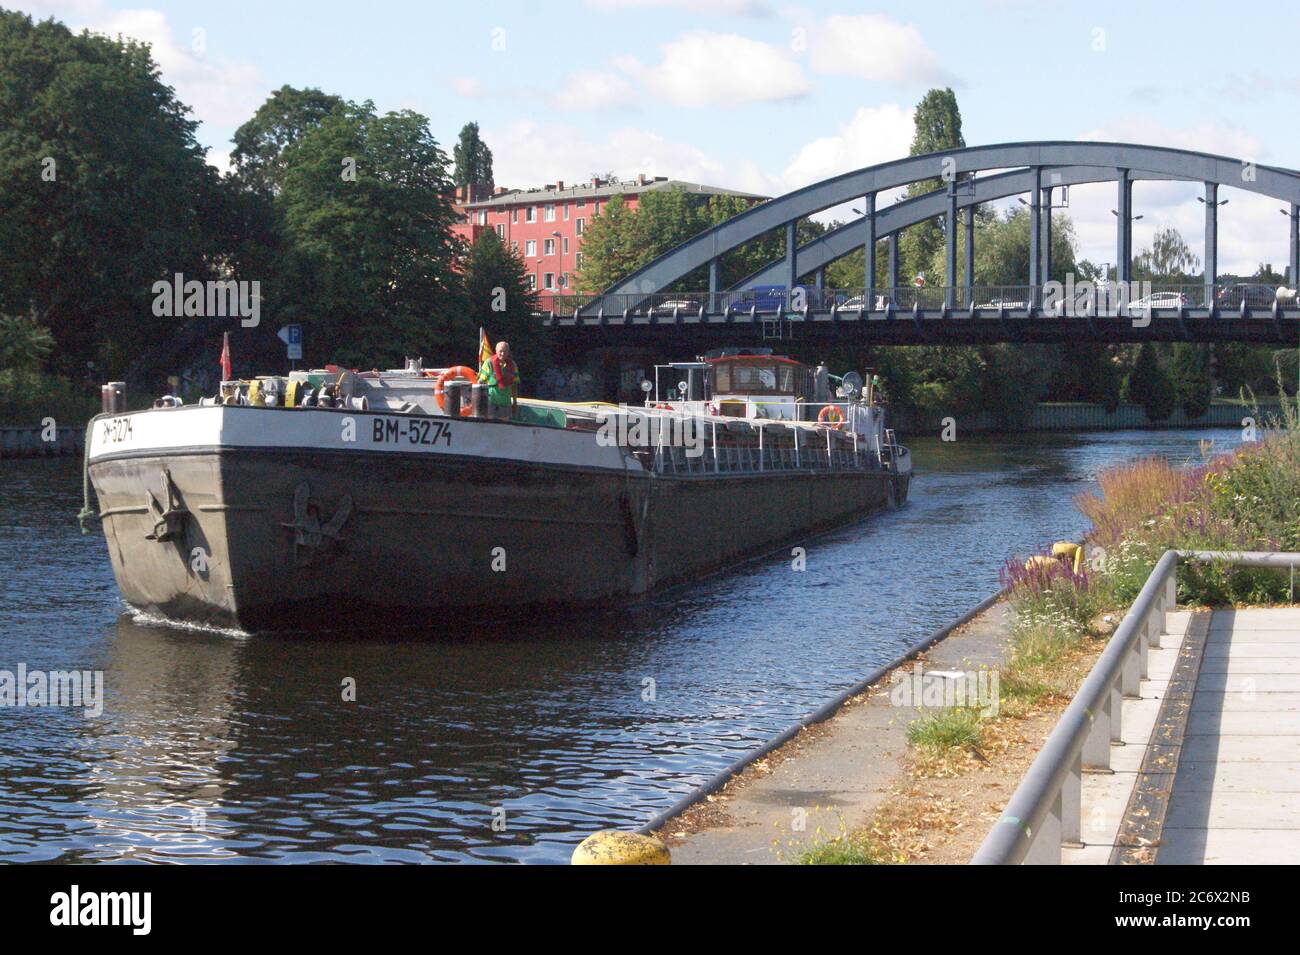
left=85, top=351, right=909, bottom=632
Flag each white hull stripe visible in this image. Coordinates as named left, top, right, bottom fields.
left=88, top=406, right=632, bottom=471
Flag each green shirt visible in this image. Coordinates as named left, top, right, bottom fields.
left=479, top=357, right=520, bottom=407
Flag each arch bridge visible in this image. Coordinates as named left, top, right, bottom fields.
left=541, top=141, right=1300, bottom=345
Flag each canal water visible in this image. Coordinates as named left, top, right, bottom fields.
left=0, top=428, right=1238, bottom=863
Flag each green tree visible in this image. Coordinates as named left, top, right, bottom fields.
left=462, top=230, right=543, bottom=372
left=1170, top=343, right=1213, bottom=418
left=574, top=194, right=644, bottom=292
left=274, top=101, right=466, bottom=367
left=1133, top=227, right=1200, bottom=283
left=452, top=121, right=494, bottom=192
left=1126, top=342, right=1176, bottom=421
left=899, top=88, right=965, bottom=285
left=0, top=10, right=218, bottom=376
left=231, top=86, right=345, bottom=195
left=0, top=311, right=55, bottom=371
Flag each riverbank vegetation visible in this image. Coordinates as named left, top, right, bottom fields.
left=800, top=402, right=1300, bottom=864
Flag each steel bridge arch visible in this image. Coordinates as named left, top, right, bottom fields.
left=730, top=165, right=1184, bottom=290
left=586, top=141, right=1300, bottom=310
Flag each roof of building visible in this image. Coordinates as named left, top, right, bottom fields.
left=465, top=176, right=767, bottom=209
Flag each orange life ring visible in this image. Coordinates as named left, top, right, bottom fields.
left=818, top=405, right=846, bottom=429
left=434, top=365, right=477, bottom=416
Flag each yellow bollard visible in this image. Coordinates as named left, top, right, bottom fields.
left=1024, top=554, right=1055, bottom=572
left=571, top=831, right=671, bottom=865
left=1051, top=541, right=1081, bottom=560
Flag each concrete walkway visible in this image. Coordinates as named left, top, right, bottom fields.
left=668, top=602, right=1013, bottom=865
left=1157, top=608, right=1300, bottom=864
left=1061, top=611, right=1193, bottom=864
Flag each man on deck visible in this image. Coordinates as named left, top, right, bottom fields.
left=479, top=340, right=520, bottom=420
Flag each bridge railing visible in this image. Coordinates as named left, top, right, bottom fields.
left=970, top=549, right=1300, bottom=865
left=533, top=284, right=1299, bottom=319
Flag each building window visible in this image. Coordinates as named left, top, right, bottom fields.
left=577, top=199, right=586, bottom=209
left=563, top=205, right=570, bottom=221
left=525, top=207, right=536, bottom=223
left=543, top=272, right=555, bottom=290
left=562, top=237, right=569, bottom=254
left=543, top=238, right=555, bottom=255
left=495, top=224, right=505, bottom=238
left=476, top=211, right=487, bottom=226
left=544, top=204, right=556, bottom=222
left=525, top=240, right=537, bottom=256
left=526, top=274, right=536, bottom=291
left=511, top=240, right=518, bottom=253
left=576, top=252, right=584, bottom=270
left=576, top=218, right=584, bottom=236
left=511, top=209, right=518, bottom=223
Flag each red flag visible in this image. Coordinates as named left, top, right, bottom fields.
left=219, top=332, right=232, bottom=381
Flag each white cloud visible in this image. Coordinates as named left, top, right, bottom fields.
left=782, top=104, right=914, bottom=190
left=484, top=120, right=779, bottom=198
left=617, top=31, right=810, bottom=107
left=802, top=14, right=956, bottom=87
left=1069, top=119, right=1286, bottom=275
left=450, top=76, right=485, bottom=98
left=551, top=70, right=638, bottom=111
left=585, top=0, right=772, bottom=15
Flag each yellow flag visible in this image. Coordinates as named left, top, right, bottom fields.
left=478, top=327, right=492, bottom=369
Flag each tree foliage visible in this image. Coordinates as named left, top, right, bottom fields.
left=1170, top=343, right=1213, bottom=419
left=453, top=121, right=494, bottom=191
left=1127, top=342, right=1177, bottom=421
left=274, top=101, right=466, bottom=368
left=0, top=9, right=218, bottom=376
left=230, top=86, right=345, bottom=195
left=1133, top=227, right=1200, bottom=283
left=462, top=230, right=544, bottom=372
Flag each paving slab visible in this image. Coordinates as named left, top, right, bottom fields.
left=1158, top=608, right=1300, bottom=864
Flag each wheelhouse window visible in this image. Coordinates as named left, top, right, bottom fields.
left=712, top=361, right=801, bottom=395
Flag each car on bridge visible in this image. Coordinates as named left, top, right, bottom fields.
left=1215, top=283, right=1280, bottom=310
left=1129, top=291, right=1190, bottom=310
left=835, top=294, right=895, bottom=311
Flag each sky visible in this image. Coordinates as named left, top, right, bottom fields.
left=14, top=0, right=1300, bottom=274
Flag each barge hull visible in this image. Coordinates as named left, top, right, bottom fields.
left=90, top=447, right=903, bottom=632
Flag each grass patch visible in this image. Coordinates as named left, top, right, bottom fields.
left=796, top=835, right=885, bottom=865
left=906, top=706, right=984, bottom=752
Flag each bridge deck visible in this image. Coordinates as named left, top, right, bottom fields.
left=1158, top=608, right=1300, bottom=864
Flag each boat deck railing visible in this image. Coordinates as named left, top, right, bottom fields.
left=611, top=405, right=885, bottom=476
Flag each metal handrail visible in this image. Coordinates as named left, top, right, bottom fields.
left=972, top=548, right=1300, bottom=865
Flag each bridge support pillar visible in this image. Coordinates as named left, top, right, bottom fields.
left=1204, top=182, right=1218, bottom=306
left=1290, top=203, right=1299, bottom=287
left=1116, top=169, right=1132, bottom=285
left=887, top=234, right=899, bottom=295
left=1029, top=167, right=1042, bottom=305
left=863, top=192, right=876, bottom=308
left=1041, top=185, right=1053, bottom=286
left=785, top=220, right=797, bottom=297
left=963, top=204, right=975, bottom=307
left=945, top=182, right=957, bottom=308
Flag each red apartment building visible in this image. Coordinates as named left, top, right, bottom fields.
left=458, top=174, right=767, bottom=292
